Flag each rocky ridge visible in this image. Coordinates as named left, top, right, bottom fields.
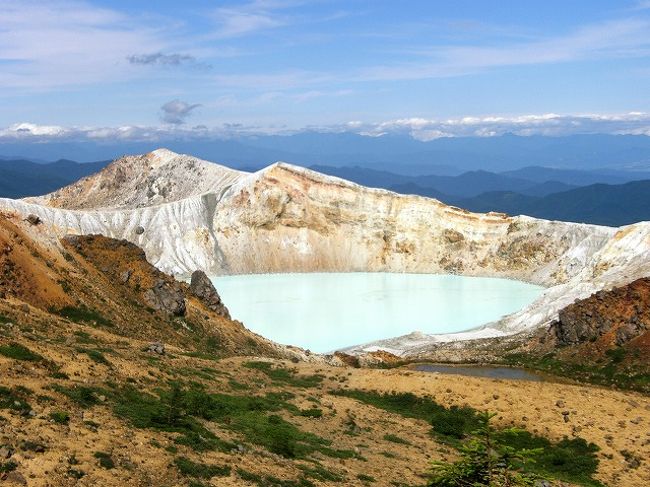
left=1, top=148, right=649, bottom=353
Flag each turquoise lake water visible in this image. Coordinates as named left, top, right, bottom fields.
left=209, top=273, right=544, bottom=353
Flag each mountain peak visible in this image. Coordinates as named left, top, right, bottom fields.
left=148, top=148, right=181, bottom=165
left=27, top=150, right=247, bottom=210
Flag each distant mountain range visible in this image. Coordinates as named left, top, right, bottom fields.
left=0, top=158, right=109, bottom=198
left=2, top=151, right=650, bottom=226
left=312, top=164, right=650, bottom=226
left=2, top=133, right=650, bottom=173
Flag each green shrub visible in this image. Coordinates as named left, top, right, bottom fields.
left=494, top=430, right=601, bottom=485
left=0, top=460, right=18, bottom=473
left=334, top=390, right=479, bottom=443
left=298, top=408, right=323, bottom=418
left=174, top=457, right=231, bottom=478
left=429, top=411, right=539, bottom=487
left=51, top=385, right=105, bottom=408
left=77, top=348, right=110, bottom=365
left=383, top=434, right=410, bottom=445
left=297, top=464, right=344, bottom=482
left=56, top=306, right=113, bottom=327
left=339, top=390, right=603, bottom=486
left=0, top=342, right=42, bottom=361
left=236, top=468, right=263, bottom=482
left=94, top=451, right=115, bottom=469
left=244, top=361, right=324, bottom=388
left=0, top=386, right=31, bottom=413
left=111, top=383, right=353, bottom=459
left=357, top=473, right=376, bottom=482
left=50, top=411, right=70, bottom=424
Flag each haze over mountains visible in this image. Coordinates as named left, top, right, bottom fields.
left=3, top=133, right=650, bottom=172
left=3, top=133, right=650, bottom=226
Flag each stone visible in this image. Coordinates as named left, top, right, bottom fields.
left=119, top=270, right=132, bottom=284
left=189, top=270, right=230, bottom=319
left=0, top=446, right=13, bottom=459
left=148, top=342, right=165, bottom=355
left=135, top=226, right=145, bottom=235
left=25, top=214, right=41, bottom=226
left=4, top=472, right=27, bottom=485
left=143, top=279, right=186, bottom=316
left=556, top=400, right=565, bottom=408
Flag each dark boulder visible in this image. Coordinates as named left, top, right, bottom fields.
left=143, top=279, right=186, bottom=316
left=189, top=270, right=230, bottom=319
left=25, top=214, right=42, bottom=226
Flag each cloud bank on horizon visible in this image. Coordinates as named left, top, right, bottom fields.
left=1, top=0, right=650, bottom=136
left=3, top=112, right=650, bottom=143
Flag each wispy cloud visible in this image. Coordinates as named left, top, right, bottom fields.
left=3, top=112, right=650, bottom=142
left=0, top=0, right=170, bottom=90
left=160, top=100, right=201, bottom=125
left=209, top=0, right=297, bottom=38
left=358, top=18, right=650, bottom=82
left=127, top=53, right=199, bottom=67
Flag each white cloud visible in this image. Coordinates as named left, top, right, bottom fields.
left=2, top=112, right=650, bottom=142
left=3, top=122, right=67, bottom=137
left=336, top=112, right=650, bottom=140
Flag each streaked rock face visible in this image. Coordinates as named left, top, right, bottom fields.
left=2, top=149, right=649, bottom=352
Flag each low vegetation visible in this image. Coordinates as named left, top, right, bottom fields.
left=55, top=305, right=114, bottom=328
left=504, top=351, right=650, bottom=393
left=0, top=342, right=42, bottom=361
left=244, top=361, right=324, bottom=388
left=337, top=389, right=603, bottom=486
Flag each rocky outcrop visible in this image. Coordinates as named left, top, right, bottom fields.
left=548, top=278, right=650, bottom=347
left=189, top=270, right=230, bottom=319
left=0, top=215, right=297, bottom=359
left=143, top=279, right=186, bottom=316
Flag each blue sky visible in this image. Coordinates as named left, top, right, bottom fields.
left=1, top=0, right=650, bottom=140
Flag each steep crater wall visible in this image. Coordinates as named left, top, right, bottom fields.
left=1, top=151, right=649, bottom=349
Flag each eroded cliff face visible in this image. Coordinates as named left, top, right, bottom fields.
left=1, top=149, right=649, bottom=349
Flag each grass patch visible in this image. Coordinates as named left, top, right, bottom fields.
left=298, top=408, right=323, bottom=418
left=50, top=411, right=70, bottom=424
left=236, top=468, right=263, bottom=482
left=174, top=457, right=231, bottom=478
left=494, top=429, right=602, bottom=486
left=0, top=460, right=18, bottom=473
left=0, top=386, right=31, bottom=413
left=111, top=383, right=353, bottom=459
left=383, top=433, right=410, bottom=445
left=0, top=342, right=42, bottom=361
left=77, top=348, right=110, bottom=365
left=338, top=389, right=602, bottom=486
left=51, top=384, right=105, bottom=408
left=228, top=379, right=249, bottom=390
left=73, top=330, right=97, bottom=344
left=56, top=306, right=113, bottom=328
left=357, top=473, right=376, bottom=482
left=93, top=451, right=115, bottom=469
left=334, top=390, right=480, bottom=444
left=297, top=464, right=344, bottom=482
left=504, top=352, right=650, bottom=393
left=244, top=361, right=324, bottom=388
